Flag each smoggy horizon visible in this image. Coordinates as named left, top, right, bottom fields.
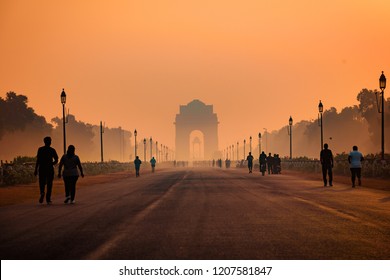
left=1, top=0, right=389, bottom=155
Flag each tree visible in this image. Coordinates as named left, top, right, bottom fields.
left=0, top=92, right=52, bottom=160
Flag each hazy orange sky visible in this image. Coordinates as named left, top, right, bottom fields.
left=1, top=0, right=389, bottom=150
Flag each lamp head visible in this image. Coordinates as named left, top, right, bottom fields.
left=60, top=89, right=66, bottom=104
left=380, top=71, right=386, bottom=90
left=318, top=100, right=323, bottom=113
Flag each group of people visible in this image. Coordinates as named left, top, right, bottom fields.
left=34, top=136, right=84, bottom=205
left=33, top=136, right=365, bottom=205
left=246, top=152, right=282, bottom=175
left=320, top=143, right=364, bottom=188
left=133, top=156, right=157, bottom=177
left=245, top=143, right=364, bottom=188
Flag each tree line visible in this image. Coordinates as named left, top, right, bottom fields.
left=260, top=89, right=389, bottom=159
left=0, top=92, right=133, bottom=162
left=1, top=89, right=389, bottom=162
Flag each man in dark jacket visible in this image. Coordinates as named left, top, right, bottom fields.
left=320, top=143, right=334, bottom=187
left=34, top=136, right=59, bottom=204
left=134, top=156, right=142, bottom=177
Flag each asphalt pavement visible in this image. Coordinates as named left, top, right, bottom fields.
left=1, top=167, right=389, bottom=260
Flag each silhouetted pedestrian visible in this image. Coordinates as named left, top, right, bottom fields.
left=259, top=151, right=267, bottom=176
left=134, top=156, right=142, bottom=177
left=320, top=143, right=334, bottom=187
left=58, top=145, right=84, bottom=204
left=348, top=146, right=364, bottom=188
left=247, top=152, right=254, bottom=173
left=34, top=136, right=58, bottom=204
left=150, top=157, right=156, bottom=173
left=267, top=153, right=274, bottom=174
left=274, top=154, right=281, bottom=174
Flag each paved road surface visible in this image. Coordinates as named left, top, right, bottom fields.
left=1, top=167, right=389, bottom=260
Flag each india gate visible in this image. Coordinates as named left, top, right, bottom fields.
left=175, top=100, right=219, bottom=161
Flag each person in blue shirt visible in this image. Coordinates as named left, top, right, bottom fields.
left=134, top=156, right=142, bottom=177
left=150, top=157, right=156, bottom=173
left=348, top=146, right=364, bottom=188
left=246, top=152, right=254, bottom=173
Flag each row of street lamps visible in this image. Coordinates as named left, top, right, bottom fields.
left=134, top=129, right=171, bottom=163
left=222, top=71, right=386, bottom=161
left=224, top=121, right=293, bottom=162
left=61, top=72, right=386, bottom=162
left=59, top=91, right=171, bottom=163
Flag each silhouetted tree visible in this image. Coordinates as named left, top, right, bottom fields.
left=0, top=92, right=52, bottom=159
left=51, top=115, right=95, bottom=159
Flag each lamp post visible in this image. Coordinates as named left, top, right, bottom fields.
left=258, top=132, right=262, bottom=156
left=60, top=89, right=67, bottom=155
left=318, top=100, right=324, bottom=150
left=100, top=121, right=104, bottom=162
left=379, top=71, right=387, bottom=161
left=249, top=136, right=252, bottom=154
left=143, top=138, right=146, bottom=162
left=156, top=141, right=158, bottom=162
left=263, top=128, right=268, bottom=153
left=150, top=137, right=153, bottom=159
left=243, top=139, right=246, bottom=159
left=134, top=129, right=137, bottom=158
left=232, top=144, right=235, bottom=160
left=237, top=141, right=239, bottom=161
left=288, top=116, right=293, bottom=159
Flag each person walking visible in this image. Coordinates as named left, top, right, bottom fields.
left=320, top=143, right=334, bottom=187
left=266, top=153, right=274, bottom=174
left=134, top=156, right=142, bottom=177
left=34, top=136, right=59, bottom=204
left=259, top=151, right=267, bottom=176
left=348, top=146, right=364, bottom=188
left=246, top=152, right=254, bottom=173
left=150, top=156, right=156, bottom=173
left=58, top=145, right=84, bottom=204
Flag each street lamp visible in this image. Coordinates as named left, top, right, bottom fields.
left=156, top=141, right=158, bottom=162
left=249, top=136, right=252, bottom=154
left=232, top=144, right=235, bottom=160
left=150, top=137, right=153, bottom=159
left=134, top=129, right=137, bottom=158
left=258, top=132, right=262, bottom=156
left=60, top=89, right=67, bottom=155
left=288, top=116, right=293, bottom=159
left=237, top=141, right=239, bottom=161
left=100, top=121, right=104, bottom=162
left=263, top=128, right=268, bottom=153
left=378, top=71, right=386, bottom=161
left=143, top=138, right=146, bottom=162
left=318, top=100, right=324, bottom=150
left=243, top=139, right=246, bottom=159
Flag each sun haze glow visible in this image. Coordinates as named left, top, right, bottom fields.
left=0, top=0, right=389, bottom=151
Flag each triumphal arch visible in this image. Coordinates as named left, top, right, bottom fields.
left=175, top=100, right=219, bottom=161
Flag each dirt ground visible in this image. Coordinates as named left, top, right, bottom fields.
left=1, top=169, right=389, bottom=207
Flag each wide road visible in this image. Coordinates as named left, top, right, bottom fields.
left=1, top=167, right=390, bottom=260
